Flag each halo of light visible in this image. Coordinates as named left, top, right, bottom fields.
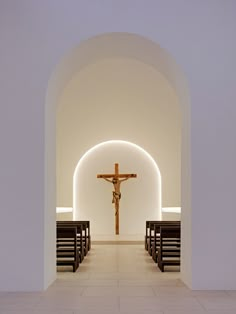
left=73, top=140, right=161, bottom=220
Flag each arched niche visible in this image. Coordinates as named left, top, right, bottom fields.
left=73, top=140, right=161, bottom=235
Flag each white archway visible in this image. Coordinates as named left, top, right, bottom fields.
left=46, top=32, right=190, bottom=284
left=73, top=140, right=161, bottom=235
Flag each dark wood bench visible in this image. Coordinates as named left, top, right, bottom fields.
left=57, top=221, right=91, bottom=253
left=77, top=220, right=91, bottom=253
left=152, top=221, right=180, bottom=262
left=157, top=225, right=181, bottom=272
left=146, top=220, right=162, bottom=254
left=145, top=220, right=180, bottom=257
left=145, top=220, right=154, bottom=250
left=56, top=226, right=79, bottom=272
left=58, top=221, right=91, bottom=255
left=57, top=221, right=84, bottom=262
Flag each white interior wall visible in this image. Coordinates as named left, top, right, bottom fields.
left=57, top=58, right=181, bottom=209
left=0, top=1, right=235, bottom=291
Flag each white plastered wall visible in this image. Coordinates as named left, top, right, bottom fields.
left=0, top=1, right=235, bottom=291
left=57, top=58, right=181, bottom=210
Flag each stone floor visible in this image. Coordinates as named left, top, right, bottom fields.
left=0, top=244, right=236, bottom=313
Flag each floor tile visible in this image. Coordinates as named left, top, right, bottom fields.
left=0, top=293, right=42, bottom=310
left=196, top=295, right=236, bottom=310
left=82, top=286, right=155, bottom=297
left=162, top=311, right=207, bottom=314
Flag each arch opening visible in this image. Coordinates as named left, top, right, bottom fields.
left=46, top=32, right=191, bottom=285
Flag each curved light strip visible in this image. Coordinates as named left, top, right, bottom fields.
left=73, top=140, right=162, bottom=220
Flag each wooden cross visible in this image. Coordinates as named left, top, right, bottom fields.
left=97, top=163, right=137, bottom=235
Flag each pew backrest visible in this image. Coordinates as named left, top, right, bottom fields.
left=56, top=226, right=79, bottom=272
left=158, top=225, right=181, bottom=272
left=145, top=220, right=180, bottom=254
left=57, top=220, right=91, bottom=255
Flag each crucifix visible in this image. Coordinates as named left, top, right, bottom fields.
left=97, top=163, right=137, bottom=235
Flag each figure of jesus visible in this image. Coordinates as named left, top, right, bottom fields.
left=103, top=177, right=130, bottom=211
left=97, top=163, right=137, bottom=234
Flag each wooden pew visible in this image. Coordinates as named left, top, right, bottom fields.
left=157, top=225, right=181, bottom=272
left=145, top=220, right=153, bottom=250
left=57, top=221, right=86, bottom=262
left=145, top=220, right=161, bottom=253
left=145, top=220, right=180, bottom=257
left=56, top=226, right=79, bottom=272
left=57, top=220, right=91, bottom=258
left=152, top=221, right=180, bottom=263
left=78, top=220, right=91, bottom=253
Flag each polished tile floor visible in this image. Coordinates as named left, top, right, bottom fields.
left=0, top=244, right=236, bottom=313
